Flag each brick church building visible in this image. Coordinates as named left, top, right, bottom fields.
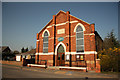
left=35, top=10, right=103, bottom=72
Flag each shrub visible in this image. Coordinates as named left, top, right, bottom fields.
left=98, top=47, right=120, bottom=72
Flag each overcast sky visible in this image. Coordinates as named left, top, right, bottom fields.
left=2, top=2, right=118, bottom=51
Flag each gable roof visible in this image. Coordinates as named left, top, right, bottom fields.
left=16, top=49, right=36, bottom=56
left=38, top=10, right=90, bottom=35
left=0, top=46, right=11, bottom=52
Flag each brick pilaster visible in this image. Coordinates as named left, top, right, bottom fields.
left=53, top=15, right=56, bottom=66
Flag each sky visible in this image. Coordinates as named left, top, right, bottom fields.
left=2, top=2, right=118, bottom=52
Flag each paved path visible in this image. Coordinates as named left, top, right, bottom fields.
left=2, top=64, right=118, bottom=79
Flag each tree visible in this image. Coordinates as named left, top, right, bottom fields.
left=103, top=30, right=120, bottom=49
left=21, top=47, right=29, bottom=53
left=21, top=47, right=25, bottom=53
left=98, top=30, right=120, bottom=72
left=25, top=47, right=29, bottom=52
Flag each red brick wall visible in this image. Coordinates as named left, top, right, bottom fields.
left=35, top=11, right=100, bottom=72
left=37, top=55, right=54, bottom=66
left=95, top=59, right=101, bottom=73
left=37, top=11, right=96, bottom=53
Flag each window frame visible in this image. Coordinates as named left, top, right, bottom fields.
left=76, top=25, right=84, bottom=53
left=43, top=31, right=49, bottom=53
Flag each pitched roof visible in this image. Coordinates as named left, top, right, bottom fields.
left=95, top=31, right=103, bottom=42
left=38, top=10, right=90, bottom=34
left=0, top=46, right=11, bottom=52
left=17, top=49, right=36, bottom=56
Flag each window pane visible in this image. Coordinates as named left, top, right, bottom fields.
left=43, top=31, right=48, bottom=53
left=44, top=31, right=48, bottom=36
left=76, top=32, right=83, bottom=38
left=76, top=25, right=84, bottom=53
left=77, top=39, right=84, bottom=45
left=43, top=49, right=48, bottom=53
left=43, top=43, right=48, bottom=47
left=43, top=37, right=48, bottom=42
left=76, top=25, right=83, bottom=32
left=77, top=46, right=84, bottom=52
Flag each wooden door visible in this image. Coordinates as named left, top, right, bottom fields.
left=57, top=53, right=65, bottom=66
left=57, top=44, right=65, bottom=66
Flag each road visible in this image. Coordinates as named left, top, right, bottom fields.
left=2, top=64, right=118, bottom=79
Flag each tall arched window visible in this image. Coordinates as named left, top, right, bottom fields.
left=76, top=25, right=84, bottom=52
left=43, top=31, right=48, bottom=53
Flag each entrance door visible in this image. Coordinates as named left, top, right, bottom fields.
left=57, top=44, right=65, bottom=66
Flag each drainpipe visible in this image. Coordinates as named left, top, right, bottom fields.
left=53, top=15, right=56, bottom=66
left=66, top=11, right=71, bottom=67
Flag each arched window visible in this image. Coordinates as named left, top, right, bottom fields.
left=76, top=25, right=84, bottom=52
left=43, top=31, right=48, bottom=53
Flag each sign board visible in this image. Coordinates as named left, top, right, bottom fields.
left=58, top=37, right=64, bottom=42
left=66, top=55, right=70, bottom=60
left=57, top=29, right=65, bottom=34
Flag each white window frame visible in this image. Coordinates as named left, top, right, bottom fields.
left=43, top=31, right=48, bottom=53
left=76, top=25, right=84, bottom=52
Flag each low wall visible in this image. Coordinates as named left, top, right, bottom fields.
left=1, top=60, right=22, bottom=66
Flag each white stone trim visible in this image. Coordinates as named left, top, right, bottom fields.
left=84, top=51, right=97, bottom=54
left=35, top=51, right=97, bottom=55
left=56, top=22, right=66, bottom=26
left=46, top=20, right=78, bottom=28
left=37, top=40, right=40, bottom=41
left=74, top=23, right=85, bottom=32
left=59, top=66, right=86, bottom=70
left=35, top=52, right=54, bottom=55
left=55, top=42, right=66, bottom=55
left=28, top=64, right=46, bottom=67
left=70, top=20, right=78, bottom=23
left=42, top=29, right=50, bottom=37
left=96, top=59, right=100, bottom=60
left=47, top=25, right=52, bottom=28
left=46, top=33, right=95, bottom=40
left=65, top=51, right=97, bottom=55
left=84, top=33, right=95, bottom=35
left=35, top=53, right=39, bottom=55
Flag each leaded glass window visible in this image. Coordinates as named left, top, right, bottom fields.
left=43, top=31, right=48, bottom=53
left=76, top=25, right=84, bottom=52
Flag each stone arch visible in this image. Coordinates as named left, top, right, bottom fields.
left=74, top=23, right=85, bottom=32
left=55, top=42, right=66, bottom=55
left=42, top=29, right=50, bottom=37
